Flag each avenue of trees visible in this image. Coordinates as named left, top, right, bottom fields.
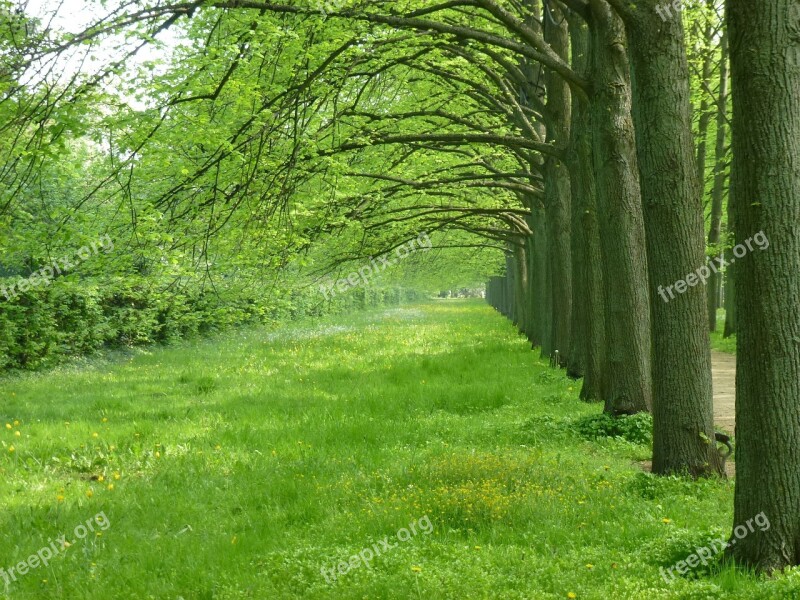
left=0, top=0, right=798, bottom=573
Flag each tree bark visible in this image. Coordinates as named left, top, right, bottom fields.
left=693, top=0, right=715, bottom=197
left=707, top=29, right=729, bottom=332
left=588, top=0, right=652, bottom=414
left=531, top=202, right=551, bottom=352
left=567, top=16, right=606, bottom=400
left=727, top=0, right=800, bottom=570
left=619, top=0, right=722, bottom=476
left=542, top=1, right=572, bottom=367
left=513, top=244, right=529, bottom=333
left=723, top=186, right=737, bottom=338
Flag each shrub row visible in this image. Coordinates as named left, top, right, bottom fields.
left=0, top=277, right=424, bottom=371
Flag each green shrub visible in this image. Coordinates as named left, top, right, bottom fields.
left=574, top=412, right=653, bottom=445
left=0, top=276, right=425, bottom=373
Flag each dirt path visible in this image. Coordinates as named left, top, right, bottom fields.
left=712, top=350, right=736, bottom=433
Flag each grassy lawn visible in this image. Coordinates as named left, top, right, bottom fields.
left=1, top=299, right=796, bottom=599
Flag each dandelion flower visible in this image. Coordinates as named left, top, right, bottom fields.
left=8, top=445, right=14, bottom=453
left=107, top=484, right=114, bottom=491
left=662, top=518, right=672, bottom=524
left=86, top=490, right=93, bottom=498
left=411, top=566, right=422, bottom=573
left=13, top=420, right=19, bottom=426
left=567, top=594, right=577, bottom=599
left=5, top=423, right=10, bottom=429
left=92, top=432, right=99, bottom=438
left=56, top=495, right=65, bottom=503
left=113, top=472, right=121, bottom=480
left=14, top=431, right=20, bottom=437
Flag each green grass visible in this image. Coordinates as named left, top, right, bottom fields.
left=710, top=309, right=737, bottom=354
left=1, top=299, right=796, bottom=599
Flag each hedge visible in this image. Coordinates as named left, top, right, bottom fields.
left=0, top=277, right=424, bottom=372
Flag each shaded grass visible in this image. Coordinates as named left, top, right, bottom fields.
left=0, top=299, right=794, bottom=599
left=710, top=308, right=737, bottom=354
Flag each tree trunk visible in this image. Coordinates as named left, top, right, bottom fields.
left=621, top=0, right=723, bottom=476
left=707, top=29, right=729, bottom=332
left=727, top=0, right=800, bottom=570
left=567, top=16, right=606, bottom=400
left=723, top=189, right=737, bottom=338
left=524, top=231, right=542, bottom=346
left=540, top=1, right=572, bottom=366
left=505, top=252, right=517, bottom=323
left=513, top=244, right=529, bottom=333
left=531, top=203, right=551, bottom=353
left=693, top=1, right=715, bottom=197
left=589, top=0, right=652, bottom=414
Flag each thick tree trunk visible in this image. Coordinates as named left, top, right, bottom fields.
left=589, top=0, right=652, bottom=414
left=544, top=168, right=571, bottom=364
left=621, top=0, right=723, bottom=476
left=518, top=1, right=549, bottom=352
left=707, top=30, right=729, bottom=332
left=541, top=1, right=572, bottom=366
left=567, top=17, right=605, bottom=400
left=727, top=0, right=800, bottom=570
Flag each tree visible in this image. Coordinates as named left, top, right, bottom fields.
left=726, top=0, right=800, bottom=571
left=608, top=0, right=722, bottom=475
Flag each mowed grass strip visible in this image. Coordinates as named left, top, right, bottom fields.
left=0, top=299, right=795, bottom=599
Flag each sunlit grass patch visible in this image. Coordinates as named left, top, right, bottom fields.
left=0, top=300, right=792, bottom=599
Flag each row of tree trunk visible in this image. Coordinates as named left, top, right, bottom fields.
left=487, top=0, right=800, bottom=573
